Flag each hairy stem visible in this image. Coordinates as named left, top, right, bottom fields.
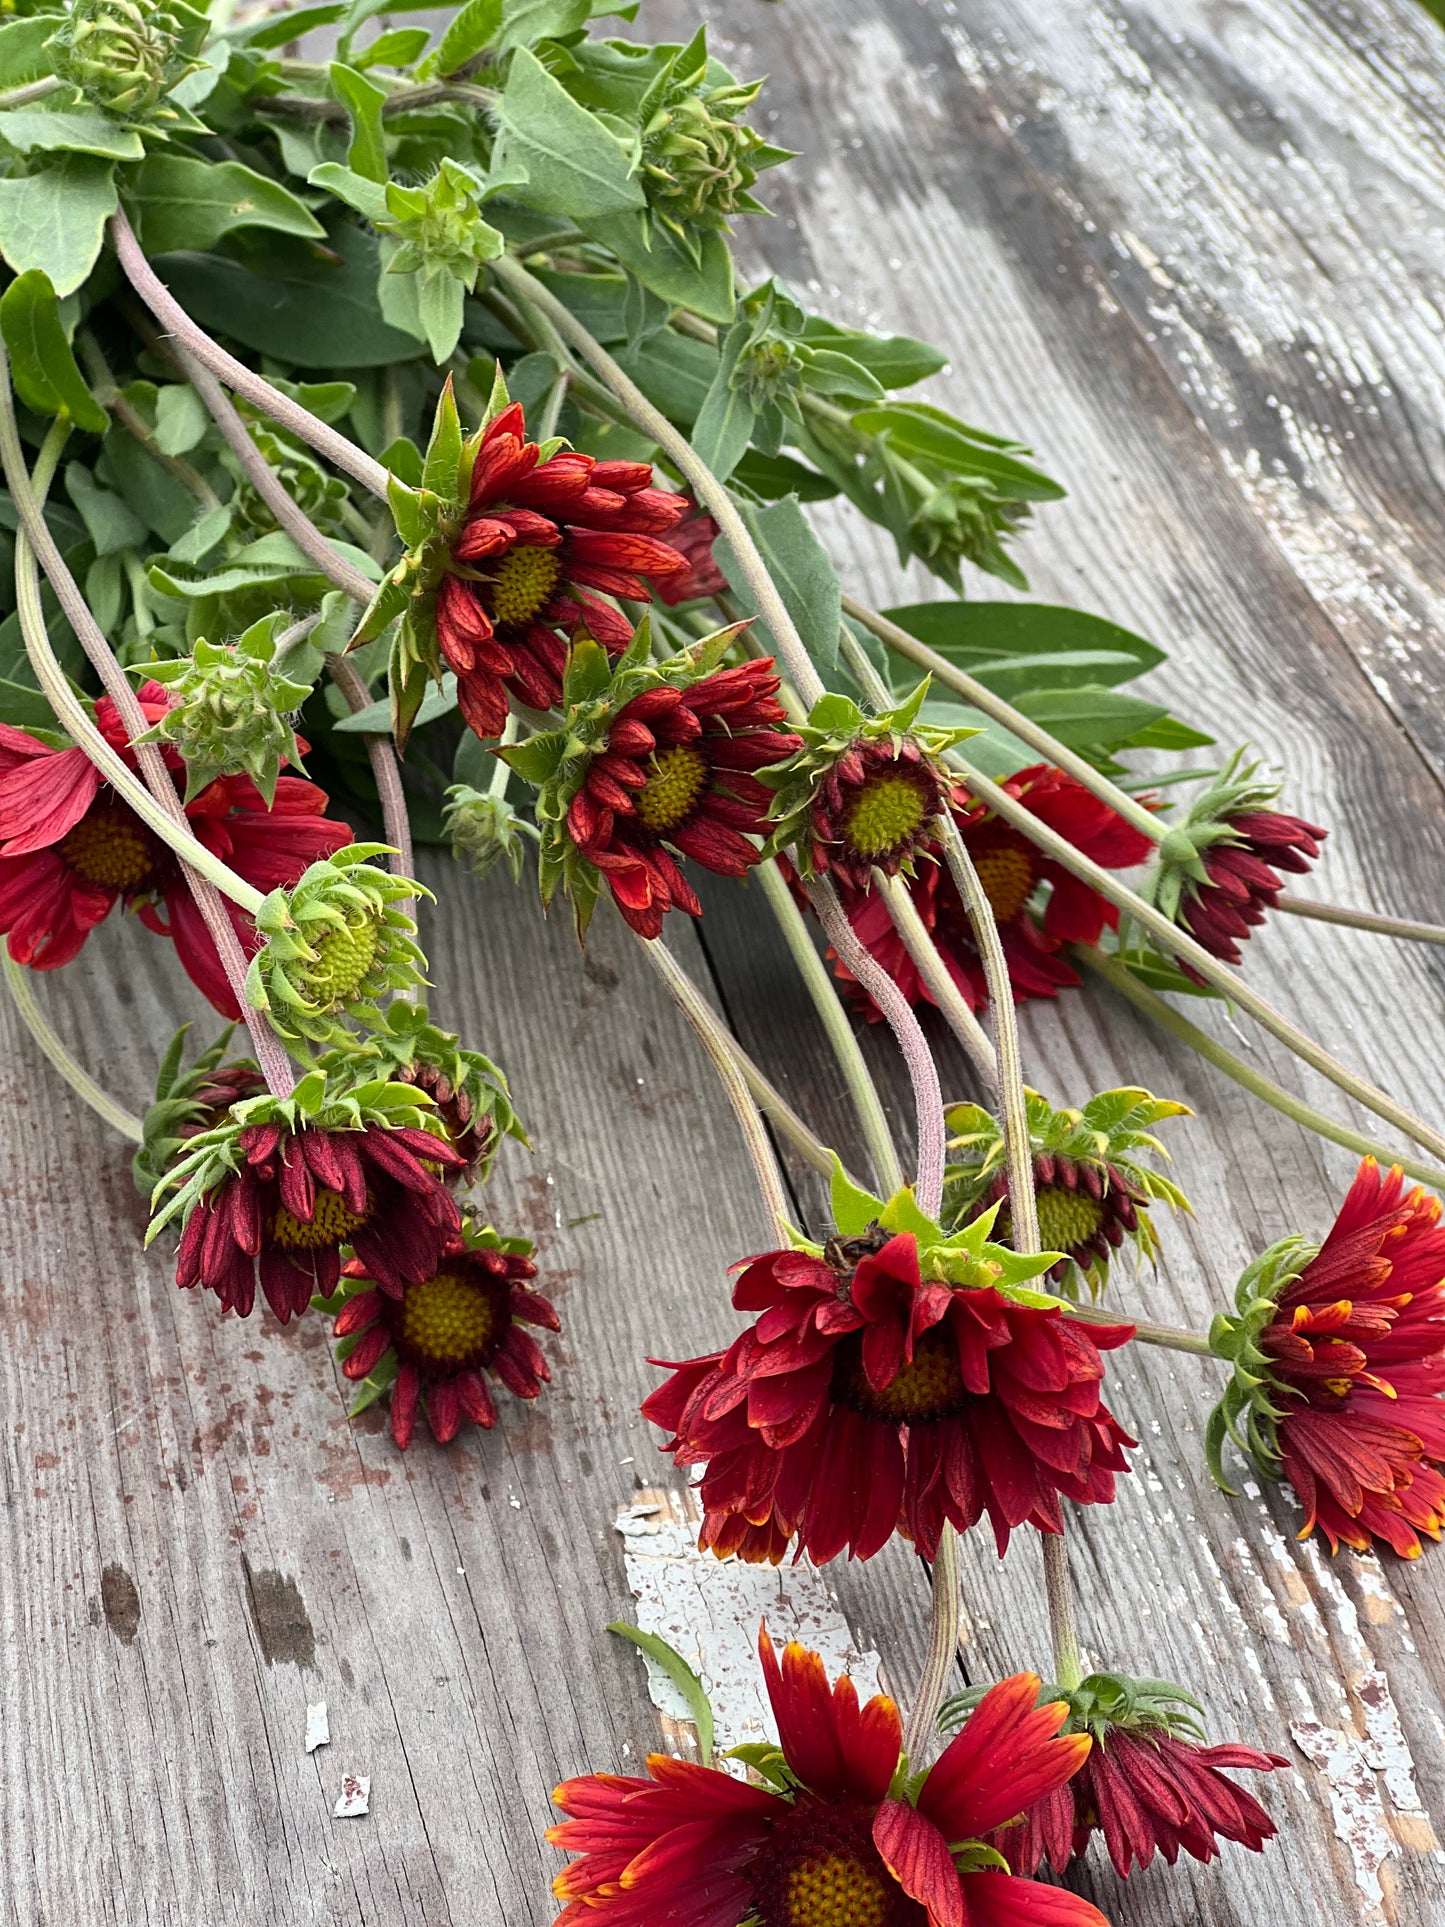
left=1068, top=1300, right=1215, bottom=1356
left=491, top=253, right=825, bottom=709
left=109, top=209, right=389, bottom=499
left=0, top=75, right=64, bottom=109
left=1041, top=1534, right=1083, bottom=1693
left=2, top=952, right=144, bottom=1143
left=874, top=872, right=999, bottom=1088
left=731, top=1042, right=867, bottom=1189
left=756, top=858, right=905, bottom=1196
left=806, top=875, right=944, bottom=1218
left=639, top=934, right=793, bottom=1240
left=901, top=1524, right=961, bottom=1766
left=1276, top=893, right=1445, bottom=947
left=947, top=751, right=1445, bottom=1165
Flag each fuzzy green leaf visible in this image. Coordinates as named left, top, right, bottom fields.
left=330, top=61, right=389, bottom=183
left=0, top=270, right=107, bottom=433
left=715, top=493, right=841, bottom=671
left=607, top=1622, right=714, bottom=1767
left=496, top=49, right=644, bottom=219
left=126, top=155, right=326, bottom=255
left=436, top=0, right=502, bottom=71
left=0, top=155, right=116, bottom=299
left=829, top=1156, right=885, bottom=1237
left=0, top=109, right=144, bottom=161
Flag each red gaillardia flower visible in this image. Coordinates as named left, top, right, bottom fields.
left=150, top=1073, right=467, bottom=1325
left=832, top=765, right=1155, bottom=1015
left=982, top=1674, right=1287, bottom=1880
left=0, top=686, right=351, bottom=1009
left=643, top=1174, right=1134, bottom=1563
left=331, top=1227, right=559, bottom=1448
left=1146, top=750, right=1326, bottom=967
left=434, top=401, right=689, bottom=738
left=651, top=493, right=727, bottom=606
left=510, top=630, right=801, bottom=939
left=549, top=1627, right=1108, bottom=1927
left=1208, top=1158, right=1445, bottom=1557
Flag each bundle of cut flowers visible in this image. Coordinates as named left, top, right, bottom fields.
left=2, top=0, right=1443, bottom=1917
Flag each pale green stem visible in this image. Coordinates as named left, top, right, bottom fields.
left=1041, top=1535, right=1083, bottom=1693
left=536, top=369, right=570, bottom=443
left=1275, top=894, right=1445, bottom=947
left=1071, top=944, right=1445, bottom=1191
left=875, top=870, right=998, bottom=1088
left=843, top=594, right=1164, bottom=846
left=946, top=751, right=1445, bottom=1165
left=756, top=857, right=904, bottom=1197
left=1068, top=1299, right=1215, bottom=1356
left=901, top=1522, right=961, bottom=1766
left=0, top=75, right=64, bottom=109
left=731, top=1043, right=867, bottom=1189
left=638, top=934, right=793, bottom=1240
left=489, top=715, right=518, bottom=800
left=490, top=253, right=825, bottom=711
left=2, top=952, right=143, bottom=1143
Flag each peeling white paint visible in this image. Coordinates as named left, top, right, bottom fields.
left=305, top=1702, right=329, bottom=1754
left=1290, top=1719, right=1393, bottom=1920
left=614, top=1490, right=882, bottom=1777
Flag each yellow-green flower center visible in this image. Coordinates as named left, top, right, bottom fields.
left=782, top=1856, right=889, bottom=1927
left=308, top=916, right=381, bottom=1007
left=394, top=1268, right=499, bottom=1372
left=841, top=771, right=928, bottom=860
left=834, top=1325, right=967, bottom=1424
left=489, top=546, right=562, bottom=627
left=273, top=1186, right=370, bottom=1250
left=971, top=842, right=1036, bottom=922
left=1035, top=1183, right=1106, bottom=1255
left=58, top=804, right=157, bottom=890
left=633, top=743, right=710, bottom=834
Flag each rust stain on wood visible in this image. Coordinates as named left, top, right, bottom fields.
left=98, top=1564, right=140, bottom=1645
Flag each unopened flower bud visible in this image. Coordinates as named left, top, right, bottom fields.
left=444, top=783, right=539, bottom=884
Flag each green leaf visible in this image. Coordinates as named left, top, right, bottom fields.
left=330, top=61, right=389, bottom=183
left=0, top=270, right=107, bottom=434
left=579, top=210, right=734, bottom=322
left=715, top=494, right=841, bottom=671
left=0, top=16, right=58, bottom=87
left=242, top=3, right=346, bottom=48
left=306, top=160, right=391, bottom=225
left=0, top=109, right=144, bottom=161
left=352, top=25, right=431, bottom=67
left=0, top=155, right=117, bottom=299
left=853, top=402, right=1064, bottom=502
left=801, top=317, right=947, bottom=390
left=881, top=602, right=1165, bottom=690
left=153, top=382, right=210, bottom=455
left=829, top=1155, right=885, bottom=1237
left=498, top=0, right=589, bottom=50
left=416, top=268, right=465, bottom=362
left=732, top=447, right=837, bottom=503
left=495, top=48, right=644, bottom=219
left=126, top=155, right=326, bottom=254
left=64, top=463, right=147, bottom=555
left=689, top=319, right=755, bottom=483
left=335, top=671, right=457, bottom=732
left=437, top=0, right=502, bottom=71
left=607, top=1622, right=715, bottom=1768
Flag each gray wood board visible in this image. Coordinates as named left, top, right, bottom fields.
left=5, top=0, right=1445, bottom=1921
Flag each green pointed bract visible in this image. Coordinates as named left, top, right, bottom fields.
left=228, top=429, right=350, bottom=538
left=348, top=370, right=503, bottom=753
left=444, top=783, right=540, bottom=884
left=757, top=678, right=974, bottom=878
left=1143, top=747, right=1291, bottom=927
left=141, top=614, right=314, bottom=804
left=243, top=844, right=431, bottom=1050
left=1204, top=1235, right=1314, bottom=1495
left=377, top=160, right=504, bottom=288
left=131, top=1023, right=257, bottom=1195
left=47, top=0, right=206, bottom=123
left=822, top=1155, right=1067, bottom=1305
left=940, top=1670, right=1208, bottom=1746
left=942, top=1086, right=1192, bottom=1301
left=505, top=619, right=742, bottom=942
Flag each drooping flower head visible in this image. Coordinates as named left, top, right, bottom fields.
left=344, top=999, right=527, bottom=1186
left=967, top=1672, right=1287, bottom=1880
left=327, top=1223, right=559, bottom=1449
left=147, top=1062, right=466, bottom=1323
left=1146, top=749, right=1326, bottom=968
left=832, top=765, right=1156, bottom=1015
left=0, top=687, right=352, bottom=1008
left=507, top=623, right=801, bottom=938
left=1208, top=1159, right=1445, bottom=1557
left=244, top=845, right=428, bottom=1049
left=131, top=1024, right=266, bottom=1196
left=549, top=1625, right=1107, bottom=1927
left=761, top=683, right=970, bottom=892
left=943, top=1087, right=1191, bottom=1300
left=644, top=1163, right=1135, bottom=1564
left=353, top=374, right=689, bottom=751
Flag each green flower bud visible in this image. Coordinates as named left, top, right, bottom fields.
left=142, top=617, right=314, bottom=804
left=47, top=0, right=200, bottom=121
left=443, top=782, right=539, bottom=884
left=228, top=430, right=350, bottom=539
left=635, top=31, right=789, bottom=247
left=379, top=160, right=503, bottom=289
left=244, top=846, right=431, bottom=1049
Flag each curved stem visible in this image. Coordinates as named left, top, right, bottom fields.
left=1276, top=893, right=1445, bottom=947
left=1070, top=944, right=1445, bottom=1191
left=901, top=1524, right=960, bottom=1766
left=843, top=595, right=1164, bottom=846
left=490, top=252, right=825, bottom=710
left=638, top=933, right=792, bottom=1241
left=109, top=209, right=389, bottom=500
left=756, top=857, right=905, bottom=1197
left=947, top=751, right=1445, bottom=1166
left=3, top=952, right=143, bottom=1142
left=326, top=650, right=416, bottom=903
left=806, top=875, right=944, bottom=1218
left=1041, top=1534, right=1083, bottom=1692
left=875, top=868, right=998, bottom=1091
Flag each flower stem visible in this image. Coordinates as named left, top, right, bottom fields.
left=490, top=253, right=826, bottom=711
left=806, top=875, right=945, bottom=1218
left=946, top=751, right=1445, bottom=1166
left=842, top=595, right=1165, bottom=847
left=0, top=75, right=63, bottom=109
left=489, top=715, right=519, bottom=800
left=1275, top=894, right=1445, bottom=947
left=109, top=210, right=389, bottom=500
left=756, top=858, right=905, bottom=1197
left=1070, top=944, right=1445, bottom=1191
left=2, top=952, right=143, bottom=1143
left=1041, top=1533, right=1084, bottom=1692
left=638, top=933, right=793, bottom=1240
left=901, top=1522, right=961, bottom=1766
left=873, top=871, right=999, bottom=1089
left=1068, top=1300, right=1215, bottom=1356
left=732, top=1045, right=867, bottom=1189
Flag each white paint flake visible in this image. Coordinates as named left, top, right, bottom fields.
left=305, top=1702, right=329, bottom=1754
left=333, top=1774, right=370, bottom=1819
left=614, top=1489, right=882, bottom=1777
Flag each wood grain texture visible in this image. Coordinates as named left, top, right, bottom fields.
left=5, top=0, right=1445, bottom=1921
